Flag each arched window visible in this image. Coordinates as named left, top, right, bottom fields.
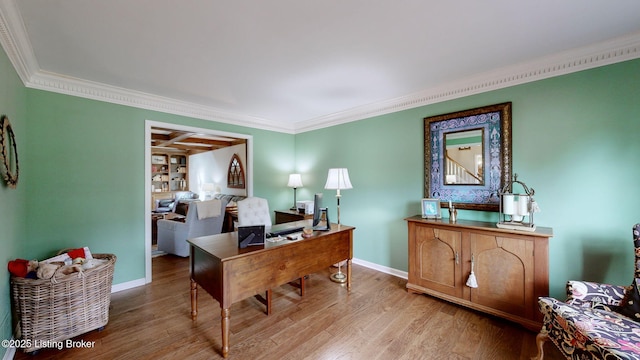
left=227, top=154, right=245, bottom=189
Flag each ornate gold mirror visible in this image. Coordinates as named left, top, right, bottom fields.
left=424, top=103, right=512, bottom=211
left=0, top=115, right=19, bottom=188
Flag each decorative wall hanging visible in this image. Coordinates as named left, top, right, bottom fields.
left=227, top=154, right=245, bottom=189
left=0, top=115, right=19, bottom=188
left=424, top=102, right=512, bottom=211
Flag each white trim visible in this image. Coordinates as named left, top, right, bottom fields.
left=352, top=257, right=408, bottom=280
left=109, top=258, right=407, bottom=293
left=2, top=342, right=15, bottom=360
left=29, top=71, right=293, bottom=133
left=144, top=120, right=253, bottom=283
left=295, top=31, right=640, bottom=133
left=0, top=0, right=38, bottom=84
left=0, top=0, right=638, bottom=134
left=111, top=278, right=146, bottom=293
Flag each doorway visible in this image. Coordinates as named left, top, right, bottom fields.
left=144, top=120, right=253, bottom=283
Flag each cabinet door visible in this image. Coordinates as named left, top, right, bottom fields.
left=468, top=233, right=534, bottom=318
left=409, top=224, right=462, bottom=298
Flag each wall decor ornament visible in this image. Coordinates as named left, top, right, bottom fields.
left=227, top=154, right=245, bottom=189
left=0, top=115, right=18, bottom=188
left=424, top=102, right=512, bottom=211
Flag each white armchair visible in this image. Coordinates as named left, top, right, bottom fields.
left=157, top=198, right=228, bottom=257
left=237, top=197, right=272, bottom=227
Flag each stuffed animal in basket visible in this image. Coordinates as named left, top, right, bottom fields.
left=7, top=259, right=38, bottom=278
left=35, top=262, right=83, bottom=280
left=8, top=247, right=103, bottom=280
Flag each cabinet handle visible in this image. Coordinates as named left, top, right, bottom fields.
left=455, top=252, right=459, bottom=265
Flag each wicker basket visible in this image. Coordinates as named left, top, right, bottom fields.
left=10, top=253, right=116, bottom=353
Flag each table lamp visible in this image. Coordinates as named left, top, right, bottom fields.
left=287, top=174, right=303, bottom=211
left=201, top=183, right=215, bottom=200
left=324, top=168, right=353, bottom=283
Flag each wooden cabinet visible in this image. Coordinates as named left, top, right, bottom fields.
left=406, top=216, right=552, bottom=330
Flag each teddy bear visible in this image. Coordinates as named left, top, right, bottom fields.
left=36, top=262, right=60, bottom=279
left=35, top=262, right=83, bottom=280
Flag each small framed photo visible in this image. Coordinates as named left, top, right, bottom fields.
left=421, top=198, right=442, bottom=219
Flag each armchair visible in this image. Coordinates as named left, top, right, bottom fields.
left=157, top=198, right=229, bottom=257
left=237, top=197, right=272, bottom=228
left=534, top=224, right=640, bottom=360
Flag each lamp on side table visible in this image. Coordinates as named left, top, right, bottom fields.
left=287, top=174, right=303, bottom=211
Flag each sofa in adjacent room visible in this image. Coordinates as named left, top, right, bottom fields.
left=156, top=198, right=229, bottom=257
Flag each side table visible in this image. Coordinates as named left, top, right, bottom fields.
left=274, top=209, right=313, bottom=224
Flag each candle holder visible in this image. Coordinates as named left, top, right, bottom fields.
left=449, top=206, right=457, bottom=223
left=497, top=174, right=537, bottom=232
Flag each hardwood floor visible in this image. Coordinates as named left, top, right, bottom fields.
left=13, top=255, right=565, bottom=360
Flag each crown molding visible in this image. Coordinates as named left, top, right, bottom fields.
left=0, top=0, right=638, bottom=135
left=0, top=0, right=38, bottom=84
left=28, top=70, right=295, bottom=134
left=295, top=31, right=640, bottom=133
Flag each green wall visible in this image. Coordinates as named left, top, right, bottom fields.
left=296, top=58, right=640, bottom=300
left=0, top=47, right=27, bottom=357
left=1, top=42, right=639, bottom=358
left=24, top=90, right=296, bottom=284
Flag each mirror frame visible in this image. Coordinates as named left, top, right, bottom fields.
left=424, top=102, right=512, bottom=211
left=0, top=115, right=19, bottom=189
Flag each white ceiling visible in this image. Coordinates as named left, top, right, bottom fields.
left=1, top=0, right=640, bottom=133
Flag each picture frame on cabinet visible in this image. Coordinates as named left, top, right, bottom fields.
left=421, top=198, right=441, bottom=219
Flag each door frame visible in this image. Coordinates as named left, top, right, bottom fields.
left=144, top=120, right=253, bottom=283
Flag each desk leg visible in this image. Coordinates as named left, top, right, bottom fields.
left=347, top=259, right=352, bottom=292
left=190, top=279, right=197, bottom=320
left=221, top=307, right=230, bottom=358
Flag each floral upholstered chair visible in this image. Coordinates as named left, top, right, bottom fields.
left=533, top=224, right=640, bottom=360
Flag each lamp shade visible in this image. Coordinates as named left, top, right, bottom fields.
left=287, top=173, right=303, bottom=188
left=324, top=168, right=353, bottom=190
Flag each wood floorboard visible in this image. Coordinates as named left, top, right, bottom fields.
left=12, top=255, right=565, bottom=360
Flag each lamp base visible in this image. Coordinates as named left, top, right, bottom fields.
left=496, top=222, right=536, bottom=232
left=330, top=270, right=347, bottom=283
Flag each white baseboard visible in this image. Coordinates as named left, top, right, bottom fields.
left=2, top=345, right=15, bottom=360
left=111, top=278, right=146, bottom=293
left=111, top=259, right=406, bottom=295
left=352, top=257, right=408, bottom=280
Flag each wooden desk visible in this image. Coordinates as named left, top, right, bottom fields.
left=274, top=209, right=314, bottom=224
left=188, top=220, right=354, bottom=358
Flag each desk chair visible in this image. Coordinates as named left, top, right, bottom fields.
left=237, top=197, right=305, bottom=315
